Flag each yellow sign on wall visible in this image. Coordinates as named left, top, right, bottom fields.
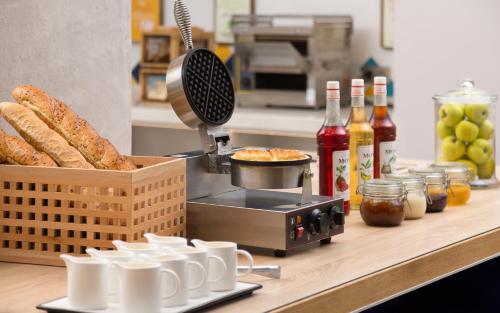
left=132, top=0, right=163, bottom=42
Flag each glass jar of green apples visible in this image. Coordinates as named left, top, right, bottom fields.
left=433, top=79, right=498, bottom=189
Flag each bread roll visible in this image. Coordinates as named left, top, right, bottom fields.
left=0, top=128, right=57, bottom=167
left=0, top=102, right=94, bottom=169
left=12, top=85, right=136, bottom=171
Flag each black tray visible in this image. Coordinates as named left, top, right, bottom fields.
left=37, top=282, right=262, bottom=313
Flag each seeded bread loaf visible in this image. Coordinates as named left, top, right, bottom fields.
left=0, top=127, right=57, bottom=167
left=12, top=85, right=136, bottom=171
left=0, top=102, right=94, bottom=169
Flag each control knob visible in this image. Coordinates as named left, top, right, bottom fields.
left=329, top=205, right=345, bottom=229
left=309, top=209, right=329, bottom=235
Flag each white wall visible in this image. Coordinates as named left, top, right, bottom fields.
left=394, top=0, right=500, bottom=160
left=0, top=0, right=132, bottom=153
left=131, top=0, right=392, bottom=72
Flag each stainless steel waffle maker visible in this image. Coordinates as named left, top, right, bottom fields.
left=166, top=0, right=344, bottom=257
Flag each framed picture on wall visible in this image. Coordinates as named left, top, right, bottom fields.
left=381, top=0, right=394, bottom=49
left=132, top=0, right=163, bottom=42
left=141, top=68, right=168, bottom=102
left=214, top=0, right=253, bottom=44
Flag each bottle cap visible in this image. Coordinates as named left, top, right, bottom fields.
left=326, top=81, right=340, bottom=100
left=374, top=76, right=387, bottom=96
left=351, top=79, right=364, bottom=97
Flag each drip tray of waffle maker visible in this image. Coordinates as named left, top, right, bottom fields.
left=187, top=189, right=345, bottom=257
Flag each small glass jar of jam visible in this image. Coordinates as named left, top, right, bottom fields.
left=431, top=162, right=471, bottom=206
left=409, top=167, right=449, bottom=213
left=386, top=173, right=427, bottom=220
left=359, top=179, right=406, bottom=227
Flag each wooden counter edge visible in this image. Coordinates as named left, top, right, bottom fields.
left=272, top=228, right=500, bottom=313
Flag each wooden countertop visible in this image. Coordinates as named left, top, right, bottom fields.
left=1, top=160, right=500, bottom=313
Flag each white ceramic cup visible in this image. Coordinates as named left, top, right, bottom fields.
left=174, top=246, right=227, bottom=298
left=144, top=233, right=188, bottom=252
left=86, top=248, right=135, bottom=302
left=60, top=254, right=109, bottom=310
left=144, top=254, right=207, bottom=307
left=112, top=240, right=163, bottom=257
left=191, top=240, right=253, bottom=291
left=114, top=261, right=180, bottom=313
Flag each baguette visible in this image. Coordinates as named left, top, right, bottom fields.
left=12, top=85, right=136, bottom=171
left=0, top=127, right=57, bottom=167
left=0, top=102, right=94, bottom=169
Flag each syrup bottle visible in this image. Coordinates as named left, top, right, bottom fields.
left=346, top=79, right=374, bottom=209
left=370, top=77, right=397, bottom=178
left=317, top=81, right=350, bottom=214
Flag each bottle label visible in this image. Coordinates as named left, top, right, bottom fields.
left=327, top=89, right=340, bottom=100
left=374, top=84, right=387, bottom=95
left=357, top=145, right=374, bottom=183
left=332, top=150, right=350, bottom=201
left=379, top=141, right=397, bottom=177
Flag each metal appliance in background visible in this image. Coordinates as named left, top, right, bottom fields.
left=166, top=1, right=345, bottom=257
left=232, top=15, right=353, bottom=109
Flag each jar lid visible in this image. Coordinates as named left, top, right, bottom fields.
left=385, top=173, right=425, bottom=190
left=359, top=179, right=405, bottom=197
left=408, top=167, right=448, bottom=184
left=433, top=78, right=497, bottom=104
left=431, top=162, right=471, bottom=181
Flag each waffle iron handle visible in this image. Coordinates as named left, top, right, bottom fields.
left=174, top=0, right=194, bottom=50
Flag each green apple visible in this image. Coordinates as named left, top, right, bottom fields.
left=436, top=120, right=455, bottom=139
left=441, top=136, right=466, bottom=161
left=455, top=120, right=479, bottom=142
left=439, top=103, right=464, bottom=127
left=466, top=138, right=493, bottom=164
left=478, top=120, right=494, bottom=140
left=456, top=159, right=478, bottom=178
left=478, top=158, right=495, bottom=179
left=465, top=103, right=490, bottom=125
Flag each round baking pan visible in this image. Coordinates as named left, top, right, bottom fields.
left=230, top=155, right=312, bottom=189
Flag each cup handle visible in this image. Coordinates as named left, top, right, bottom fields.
left=207, top=255, right=227, bottom=283
left=160, top=269, right=180, bottom=299
left=187, top=261, right=207, bottom=290
left=236, top=249, right=254, bottom=277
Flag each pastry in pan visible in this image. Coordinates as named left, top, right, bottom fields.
left=232, top=148, right=307, bottom=162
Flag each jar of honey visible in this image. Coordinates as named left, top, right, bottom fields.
left=386, top=173, right=427, bottom=220
left=409, top=168, right=449, bottom=213
left=359, top=179, right=406, bottom=227
left=431, top=162, right=471, bottom=206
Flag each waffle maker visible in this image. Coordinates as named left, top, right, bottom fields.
left=166, top=0, right=344, bottom=257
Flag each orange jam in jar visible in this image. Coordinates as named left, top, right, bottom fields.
left=447, top=184, right=471, bottom=206
left=432, top=162, right=471, bottom=206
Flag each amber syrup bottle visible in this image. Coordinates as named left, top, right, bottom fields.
left=347, top=79, right=374, bottom=209
left=370, top=77, right=397, bottom=178
left=317, top=81, right=350, bottom=215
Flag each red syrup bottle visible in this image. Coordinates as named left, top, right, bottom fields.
left=317, top=81, right=351, bottom=215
